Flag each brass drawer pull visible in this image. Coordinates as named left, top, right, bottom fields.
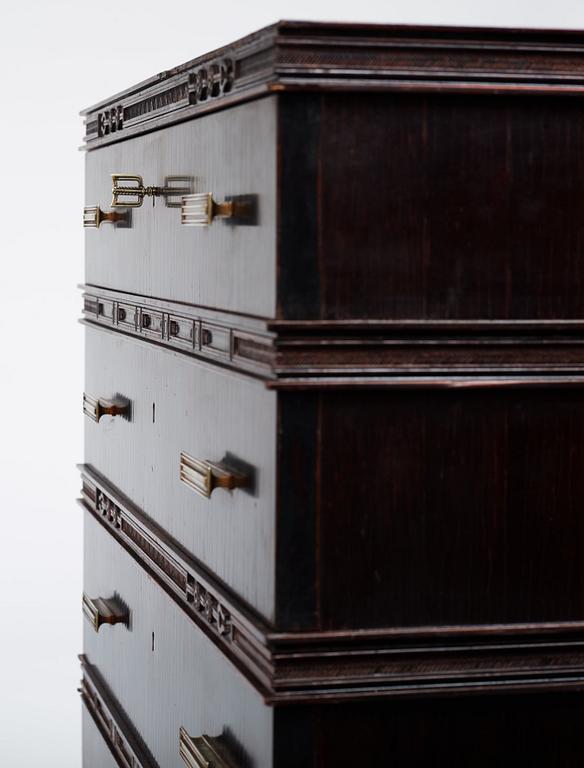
left=179, top=728, right=236, bottom=768
left=82, top=594, right=128, bottom=633
left=180, top=193, right=235, bottom=227
left=180, top=452, right=249, bottom=499
left=83, top=393, right=129, bottom=423
left=111, top=173, right=192, bottom=208
left=83, top=205, right=127, bottom=228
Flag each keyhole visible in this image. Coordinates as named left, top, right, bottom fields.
left=152, top=403, right=156, bottom=423
left=151, top=632, right=155, bottom=652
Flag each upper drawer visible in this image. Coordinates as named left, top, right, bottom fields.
left=85, top=97, right=276, bottom=317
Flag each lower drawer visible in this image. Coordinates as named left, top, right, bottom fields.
left=84, top=324, right=277, bottom=621
left=83, top=509, right=273, bottom=768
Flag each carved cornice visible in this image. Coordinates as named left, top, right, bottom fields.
left=80, top=654, right=159, bottom=768
left=82, top=286, right=584, bottom=387
left=81, top=21, right=584, bottom=149
left=80, top=465, right=584, bottom=703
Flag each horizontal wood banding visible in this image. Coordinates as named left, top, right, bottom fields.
left=81, top=287, right=584, bottom=384
left=82, top=22, right=584, bottom=149
left=79, top=465, right=584, bottom=702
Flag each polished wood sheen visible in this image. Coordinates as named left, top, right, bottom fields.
left=85, top=97, right=276, bottom=316
left=84, top=324, right=277, bottom=621
left=278, top=91, right=584, bottom=321
left=80, top=20, right=584, bottom=766
left=83, top=510, right=273, bottom=768
left=277, top=387, right=584, bottom=630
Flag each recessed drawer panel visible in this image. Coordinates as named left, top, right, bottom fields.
left=83, top=510, right=273, bottom=768
left=84, top=324, right=277, bottom=621
left=85, top=97, right=276, bottom=317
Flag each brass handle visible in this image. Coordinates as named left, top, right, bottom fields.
left=179, top=728, right=236, bottom=768
left=83, top=205, right=127, bottom=228
left=83, top=393, right=129, bottom=423
left=179, top=452, right=249, bottom=499
left=180, top=193, right=234, bottom=227
left=111, top=173, right=192, bottom=208
left=82, top=594, right=128, bottom=633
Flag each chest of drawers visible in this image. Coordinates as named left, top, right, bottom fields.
left=80, top=21, right=584, bottom=766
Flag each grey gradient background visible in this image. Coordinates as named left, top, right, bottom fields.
left=1, top=0, right=584, bottom=764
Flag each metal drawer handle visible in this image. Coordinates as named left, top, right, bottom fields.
left=82, top=594, right=129, bottom=633
left=179, top=728, right=237, bottom=768
left=83, top=205, right=127, bottom=228
left=180, top=193, right=235, bottom=227
left=179, top=452, right=249, bottom=499
left=111, top=173, right=192, bottom=208
left=83, top=393, right=130, bottom=423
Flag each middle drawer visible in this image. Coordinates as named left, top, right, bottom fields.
left=84, top=324, right=277, bottom=621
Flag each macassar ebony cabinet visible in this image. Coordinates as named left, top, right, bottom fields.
left=79, top=21, right=584, bottom=767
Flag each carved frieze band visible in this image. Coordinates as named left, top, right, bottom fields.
left=79, top=466, right=273, bottom=695
left=82, top=290, right=275, bottom=378
left=82, top=22, right=584, bottom=148
left=87, top=58, right=234, bottom=143
left=80, top=466, right=584, bottom=702
left=80, top=655, right=159, bottom=768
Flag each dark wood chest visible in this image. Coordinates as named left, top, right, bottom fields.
left=80, top=21, right=584, bottom=767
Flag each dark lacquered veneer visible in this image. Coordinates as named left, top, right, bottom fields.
left=80, top=21, right=584, bottom=767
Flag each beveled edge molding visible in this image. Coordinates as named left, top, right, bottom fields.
left=81, top=286, right=276, bottom=379
left=82, top=21, right=584, bottom=149
left=79, top=654, right=160, bottom=768
left=81, top=286, right=584, bottom=385
left=79, top=464, right=274, bottom=698
left=79, top=464, right=584, bottom=703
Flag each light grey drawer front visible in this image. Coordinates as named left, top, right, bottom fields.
left=85, top=96, right=276, bottom=318
left=83, top=510, right=273, bottom=768
left=82, top=707, right=119, bottom=768
left=84, top=324, right=277, bottom=621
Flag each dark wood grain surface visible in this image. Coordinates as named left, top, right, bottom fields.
left=278, top=386, right=584, bottom=631
left=278, top=91, right=584, bottom=321
left=83, top=509, right=273, bottom=768
left=274, top=692, right=584, bottom=767
left=81, top=21, right=584, bottom=765
left=81, top=21, right=584, bottom=151
left=84, top=324, right=277, bottom=622
left=85, top=96, right=276, bottom=317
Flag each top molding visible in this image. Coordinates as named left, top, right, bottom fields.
left=81, top=20, right=584, bottom=149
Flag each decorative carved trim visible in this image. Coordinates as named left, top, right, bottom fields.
left=82, top=21, right=584, bottom=149
left=79, top=466, right=584, bottom=703
left=81, top=287, right=584, bottom=385
left=92, top=482, right=234, bottom=644
left=81, top=287, right=275, bottom=379
left=80, top=655, right=160, bottom=768
left=79, top=466, right=273, bottom=696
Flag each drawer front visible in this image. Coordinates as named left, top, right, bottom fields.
left=85, top=97, right=276, bottom=317
left=84, top=325, right=277, bottom=621
left=83, top=510, right=273, bottom=768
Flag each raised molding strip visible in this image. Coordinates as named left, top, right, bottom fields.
left=80, top=654, right=160, bottom=768
left=80, top=465, right=584, bottom=703
left=81, top=286, right=584, bottom=386
left=82, top=22, right=584, bottom=149
left=81, top=286, right=276, bottom=379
